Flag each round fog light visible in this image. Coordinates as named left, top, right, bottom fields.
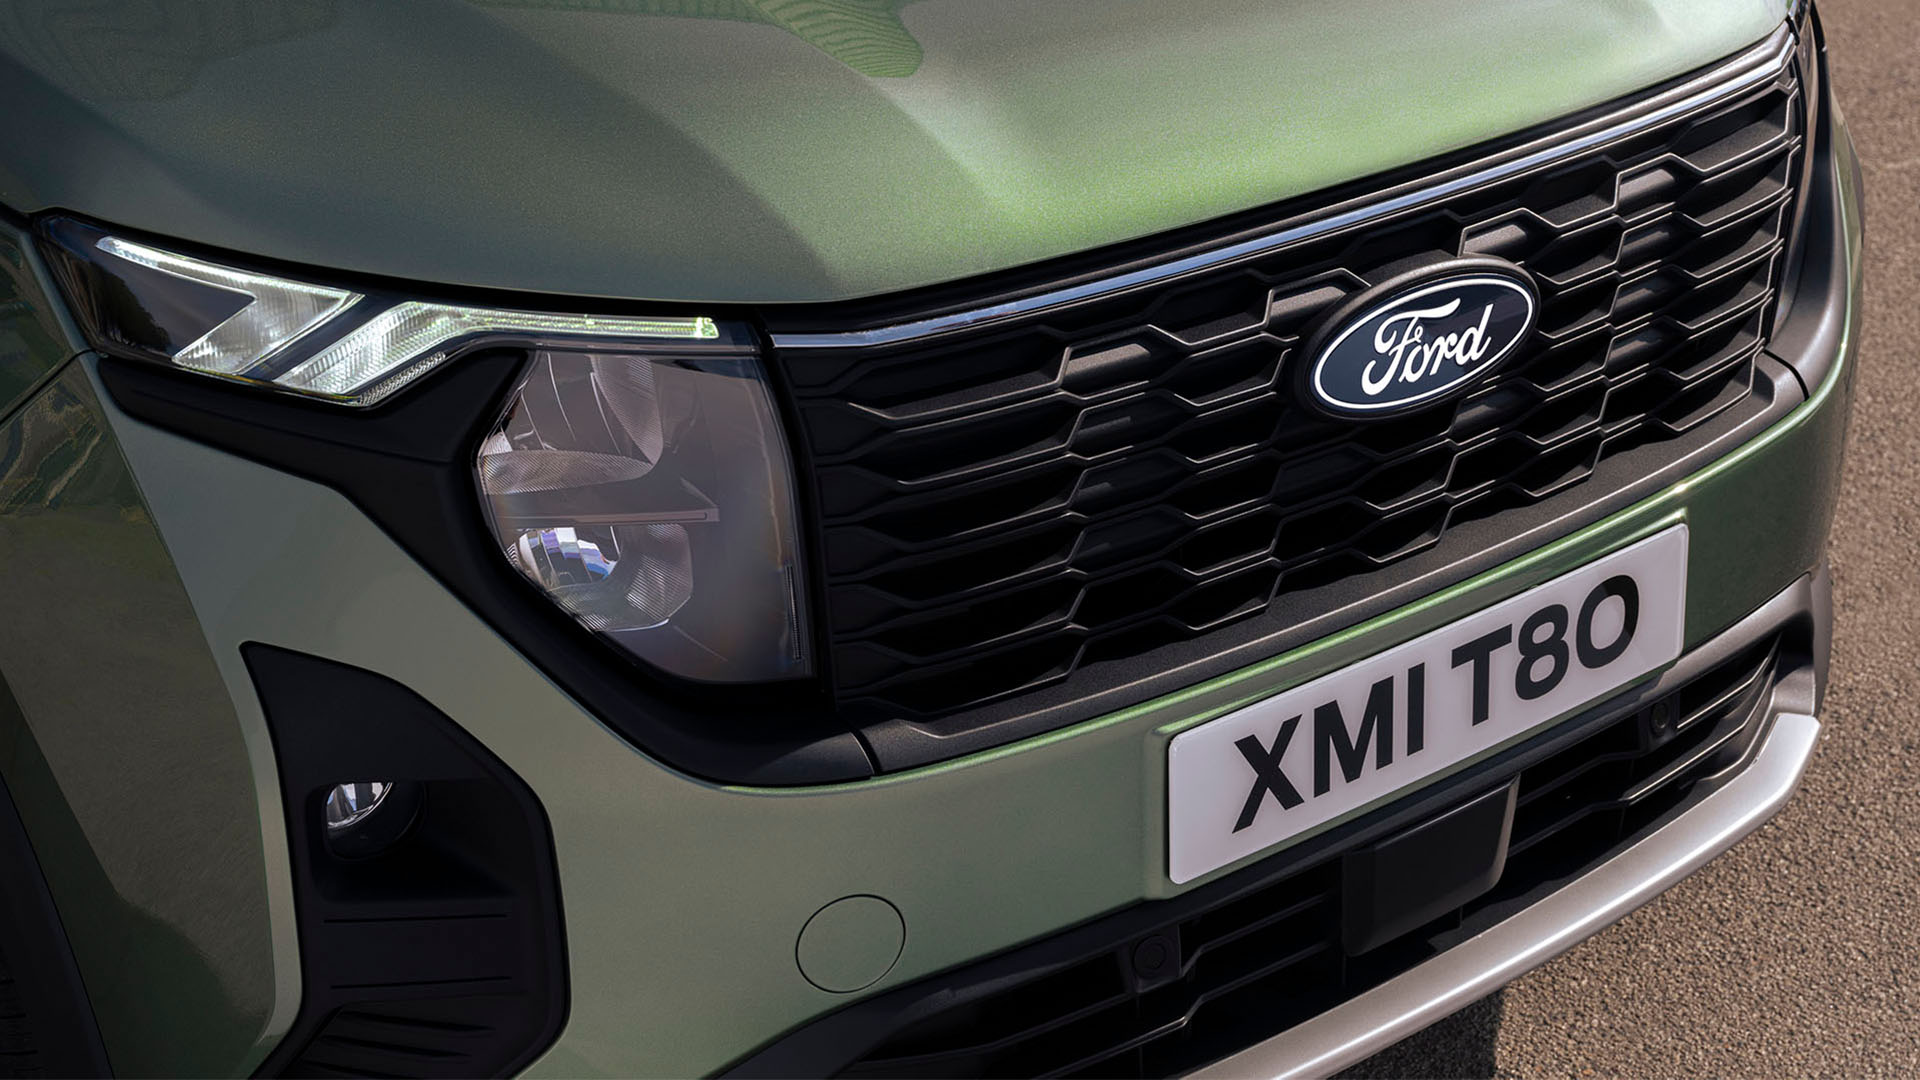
left=325, top=782, right=392, bottom=831
left=323, top=781, right=422, bottom=858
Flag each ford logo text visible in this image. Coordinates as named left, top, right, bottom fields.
left=1304, top=266, right=1538, bottom=418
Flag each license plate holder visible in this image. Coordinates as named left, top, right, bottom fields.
left=1167, top=525, right=1688, bottom=884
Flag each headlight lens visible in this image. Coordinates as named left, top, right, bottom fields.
left=477, top=346, right=811, bottom=682
left=43, top=218, right=812, bottom=683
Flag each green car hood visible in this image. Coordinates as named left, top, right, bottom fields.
left=0, top=0, right=1786, bottom=304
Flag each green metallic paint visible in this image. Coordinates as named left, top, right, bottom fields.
left=82, top=114, right=1859, bottom=1074
left=0, top=0, right=1784, bottom=303
left=476, top=1, right=930, bottom=78
left=0, top=366, right=292, bottom=1076
left=794, top=894, right=907, bottom=992
left=0, top=220, right=78, bottom=419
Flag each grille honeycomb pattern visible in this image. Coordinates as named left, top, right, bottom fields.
left=783, top=65, right=1803, bottom=725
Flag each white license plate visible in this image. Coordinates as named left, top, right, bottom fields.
left=1167, top=525, right=1688, bottom=884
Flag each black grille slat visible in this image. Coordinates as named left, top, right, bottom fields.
left=846, top=992, right=1137, bottom=1076
left=785, top=68, right=1804, bottom=727
left=833, top=632, right=1790, bottom=1079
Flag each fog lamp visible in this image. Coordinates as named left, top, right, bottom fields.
left=323, top=781, right=422, bottom=858
left=324, top=781, right=392, bottom=831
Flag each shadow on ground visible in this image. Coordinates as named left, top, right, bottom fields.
left=1336, top=991, right=1509, bottom=1080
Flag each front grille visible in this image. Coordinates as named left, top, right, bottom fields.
left=781, top=54, right=1804, bottom=732
left=831, top=630, right=1789, bottom=1079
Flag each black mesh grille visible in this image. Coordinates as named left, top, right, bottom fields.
left=832, top=631, right=1787, bottom=1079
left=781, top=63, right=1804, bottom=729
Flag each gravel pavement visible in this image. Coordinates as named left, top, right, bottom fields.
left=1344, top=2, right=1920, bottom=1075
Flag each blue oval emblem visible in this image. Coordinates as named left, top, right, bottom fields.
left=1305, top=268, right=1537, bottom=417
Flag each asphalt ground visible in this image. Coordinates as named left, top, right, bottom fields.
left=1343, top=2, right=1920, bottom=1075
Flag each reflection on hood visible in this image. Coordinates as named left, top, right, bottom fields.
left=474, top=0, right=925, bottom=77
left=0, top=0, right=337, bottom=101
left=0, top=0, right=920, bottom=105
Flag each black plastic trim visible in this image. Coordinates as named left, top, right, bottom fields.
left=1340, top=779, right=1517, bottom=955
left=849, top=356, right=1802, bottom=771
left=723, top=570, right=1826, bottom=1078
left=246, top=645, right=569, bottom=1079
left=1767, top=37, right=1853, bottom=394
left=0, top=770, right=112, bottom=1078
left=1771, top=5, right=1824, bottom=330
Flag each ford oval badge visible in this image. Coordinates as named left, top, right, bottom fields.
left=1302, top=262, right=1538, bottom=418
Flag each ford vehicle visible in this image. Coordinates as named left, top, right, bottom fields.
left=0, top=1, right=1860, bottom=1077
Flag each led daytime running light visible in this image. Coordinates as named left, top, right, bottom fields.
left=96, top=235, right=360, bottom=376
left=275, top=302, right=720, bottom=404
left=77, top=227, right=721, bottom=407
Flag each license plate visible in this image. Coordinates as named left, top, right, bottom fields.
left=1167, top=525, right=1687, bottom=884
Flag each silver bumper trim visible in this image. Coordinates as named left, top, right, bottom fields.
left=1187, top=710, right=1821, bottom=1080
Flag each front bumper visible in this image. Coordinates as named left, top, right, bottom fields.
left=728, top=562, right=1830, bottom=1077
left=1204, top=711, right=1820, bottom=1077
left=63, top=88, right=1856, bottom=1080
left=1192, top=591, right=1825, bottom=1080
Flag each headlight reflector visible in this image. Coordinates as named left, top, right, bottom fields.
left=477, top=346, right=811, bottom=682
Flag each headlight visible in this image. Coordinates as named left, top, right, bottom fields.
left=476, top=345, right=810, bottom=682
left=43, top=218, right=812, bottom=683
